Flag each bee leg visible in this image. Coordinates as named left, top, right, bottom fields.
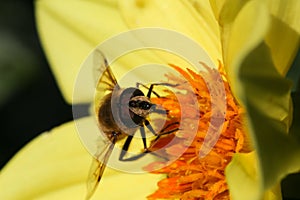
left=136, top=82, right=160, bottom=97
left=119, top=122, right=179, bottom=162
left=159, top=122, right=179, bottom=133
left=139, top=125, right=148, bottom=150
left=146, top=83, right=179, bottom=98
left=144, top=120, right=179, bottom=138
left=144, top=120, right=158, bottom=136
left=119, top=128, right=148, bottom=161
left=119, top=125, right=156, bottom=162
left=119, top=135, right=133, bottom=161
left=151, top=107, right=168, bottom=115
left=149, top=104, right=168, bottom=115
left=154, top=127, right=180, bottom=142
left=154, top=122, right=180, bottom=142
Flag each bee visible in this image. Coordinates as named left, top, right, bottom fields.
left=86, top=50, right=179, bottom=199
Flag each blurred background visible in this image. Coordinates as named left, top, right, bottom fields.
left=0, top=1, right=72, bottom=169
left=0, top=1, right=299, bottom=199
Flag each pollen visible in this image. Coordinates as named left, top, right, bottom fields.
left=145, top=62, right=249, bottom=200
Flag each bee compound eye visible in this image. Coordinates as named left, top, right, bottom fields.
left=140, top=102, right=151, bottom=110
left=129, top=100, right=136, bottom=107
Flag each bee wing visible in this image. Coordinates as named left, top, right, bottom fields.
left=93, top=49, right=120, bottom=93
left=88, top=50, right=119, bottom=199
left=86, top=142, right=114, bottom=200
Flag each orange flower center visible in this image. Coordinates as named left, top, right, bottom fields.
left=145, top=62, right=249, bottom=200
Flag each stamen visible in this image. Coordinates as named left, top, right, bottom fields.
left=145, top=62, right=249, bottom=200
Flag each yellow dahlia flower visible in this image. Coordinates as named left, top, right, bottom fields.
left=0, top=1, right=299, bottom=200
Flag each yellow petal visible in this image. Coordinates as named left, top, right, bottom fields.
left=218, top=0, right=270, bottom=88
left=220, top=0, right=300, bottom=199
left=35, top=0, right=127, bottom=103
left=226, top=152, right=260, bottom=200
left=226, top=152, right=282, bottom=200
left=265, top=0, right=300, bottom=75
left=217, top=0, right=300, bottom=76
left=209, top=0, right=250, bottom=25
left=267, top=0, right=300, bottom=34
left=0, top=118, right=161, bottom=199
left=36, top=0, right=178, bottom=104
left=208, top=0, right=226, bottom=21
left=263, top=184, right=282, bottom=200
left=119, top=0, right=222, bottom=65
left=0, top=119, right=90, bottom=199
left=35, top=174, right=161, bottom=200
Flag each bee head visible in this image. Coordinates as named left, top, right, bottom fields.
left=128, top=96, right=154, bottom=117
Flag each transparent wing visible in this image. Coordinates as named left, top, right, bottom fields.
left=86, top=142, right=114, bottom=200
left=93, top=49, right=120, bottom=115
left=93, top=49, right=120, bottom=93
left=87, top=51, right=120, bottom=199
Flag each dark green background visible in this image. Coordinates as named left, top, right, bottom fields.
left=0, top=1, right=72, bottom=168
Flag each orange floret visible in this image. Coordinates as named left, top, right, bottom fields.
left=146, top=62, right=249, bottom=200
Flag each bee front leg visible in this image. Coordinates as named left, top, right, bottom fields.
left=153, top=122, right=180, bottom=142
left=136, top=82, right=160, bottom=97
left=146, top=83, right=179, bottom=98
left=119, top=127, right=148, bottom=161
